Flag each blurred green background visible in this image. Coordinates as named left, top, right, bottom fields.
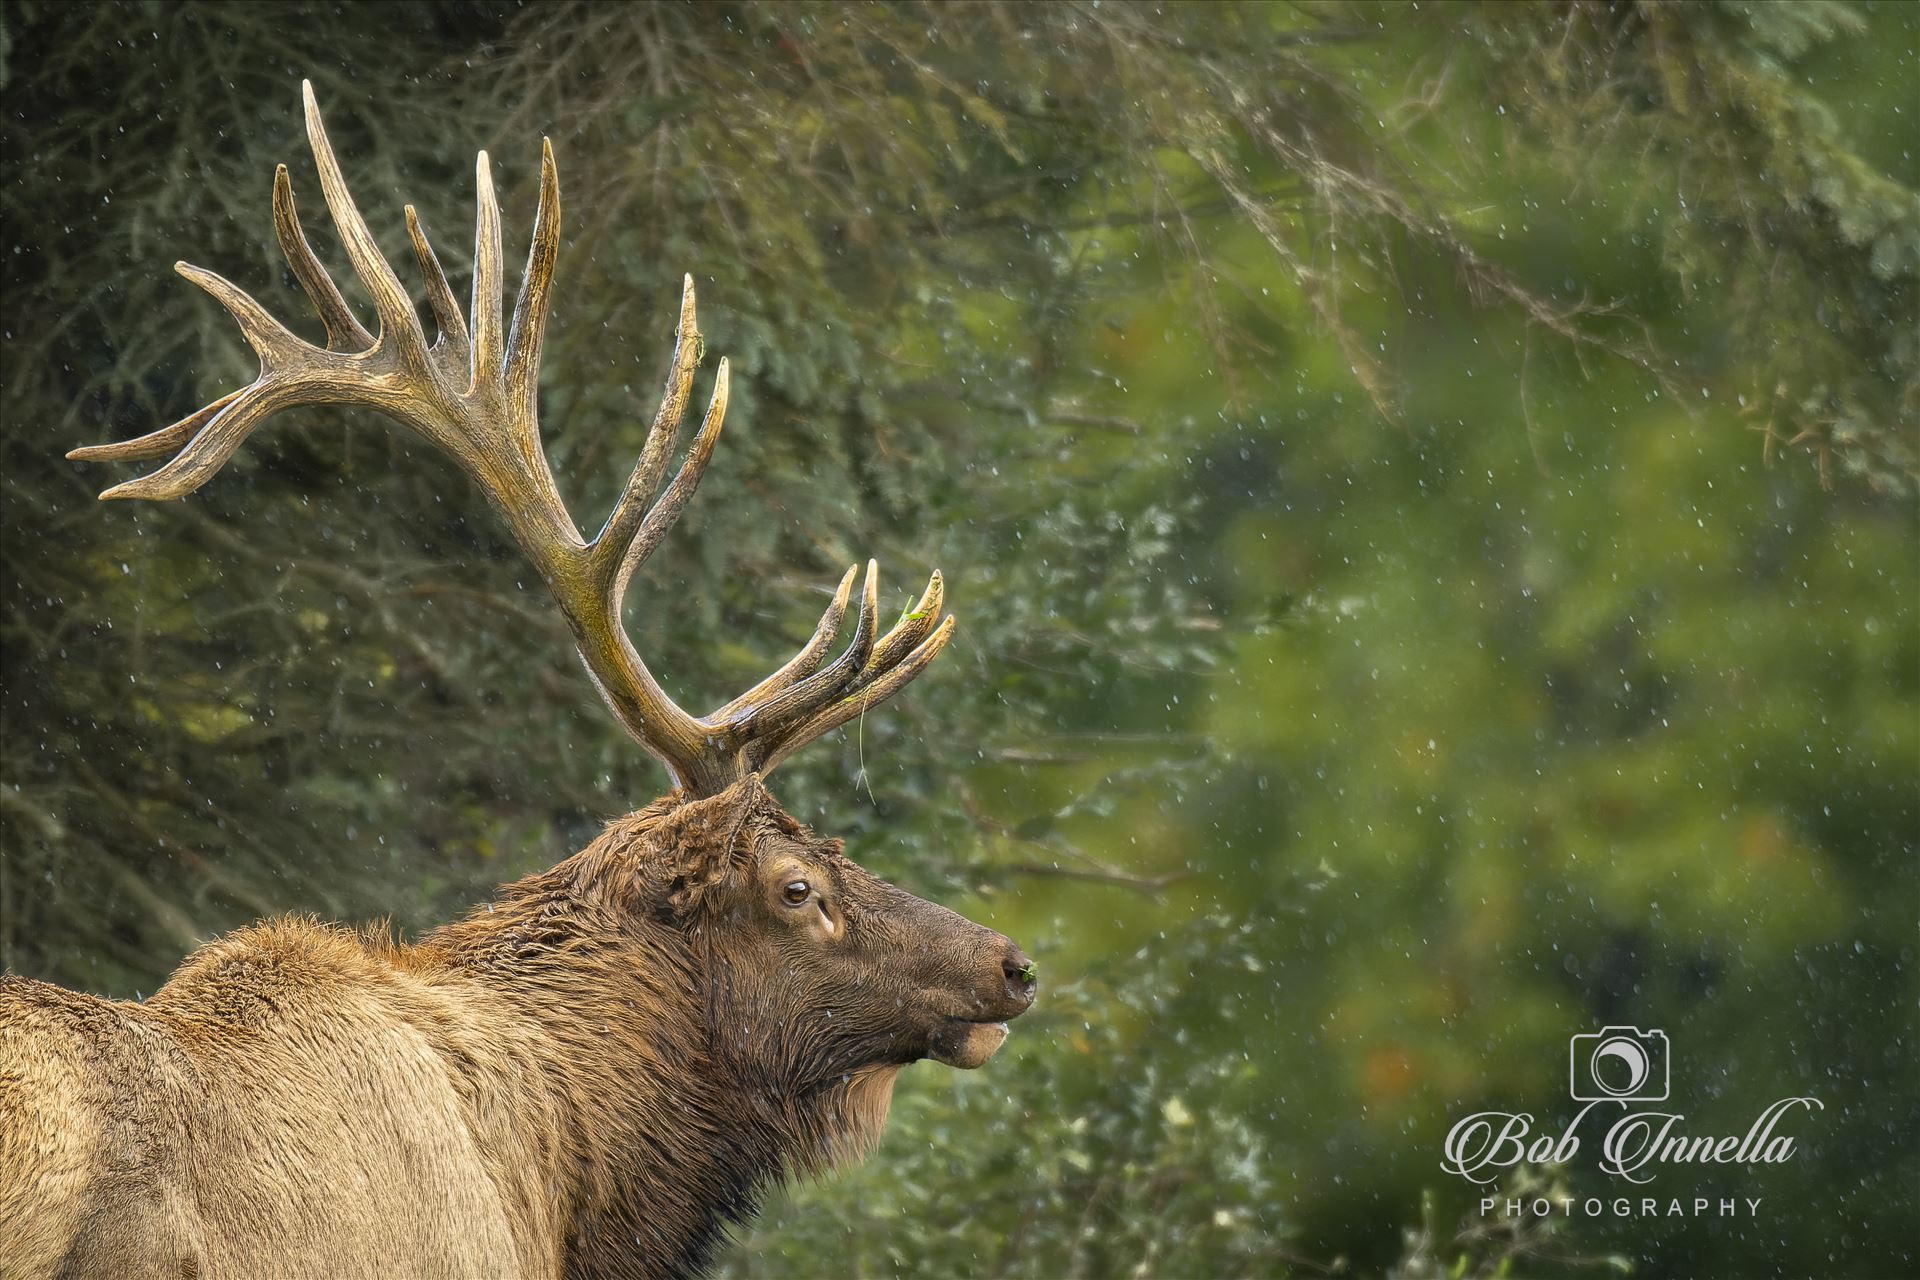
left=2, top=3, right=1914, bottom=1277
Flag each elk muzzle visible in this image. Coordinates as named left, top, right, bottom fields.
left=927, top=937, right=1037, bottom=1069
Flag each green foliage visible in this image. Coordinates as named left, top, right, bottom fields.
left=1390, top=1167, right=1633, bottom=1279
left=727, top=918, right=1298, bottom=1279
left=1480, top=0, right=1919, bottom=489
left=2, top=2, right=1914, bottom=1276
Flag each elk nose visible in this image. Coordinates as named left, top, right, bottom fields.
left=1001, top=945, right=1038, bottom=1009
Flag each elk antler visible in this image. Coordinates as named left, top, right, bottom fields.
left=69, top=81, right=955, bottom=797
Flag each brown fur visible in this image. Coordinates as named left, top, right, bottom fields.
left=0, top=779, right=1034, bottom=1279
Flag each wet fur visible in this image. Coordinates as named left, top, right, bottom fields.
left=0, top=782, right=914, bottom=1280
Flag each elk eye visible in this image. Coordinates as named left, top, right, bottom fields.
left=782, top=880, right=812, bottom=906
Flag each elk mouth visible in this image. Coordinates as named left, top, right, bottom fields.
left=929, top=1016, right=1011, bottom=1070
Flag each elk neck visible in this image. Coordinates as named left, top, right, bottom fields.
left=419, top=801, right=885, bottom=1279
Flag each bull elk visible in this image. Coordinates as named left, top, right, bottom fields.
left=0, top=83, right=1036, bottom=1280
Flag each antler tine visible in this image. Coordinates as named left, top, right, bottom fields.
left=273, top=165, right=374, bottom=351
left=823, top=558, right=884, bottom=688
left=300, top=81, right=424, bottom=355
left=754, top=615, right=959, bottom=774
left=505, top=139, right=561, bottom=422
left=95, top=378, right=306, bottom=502
left=727, top=560, right=882, bottom=733
left=862, top=570, right=946, bottom=677
left=608, top=359, right=729, bottom=608
left=404, top=205, right=469, bottom=352
left=86, top=258, right=337, bottom=502
left=471, top=150, right=505, bottom=384
left=712, top=565, right=860, bottom=721
left=175, top=262, right=312, bottom=361
left=716, top=566, right=944, bottom=745
left=594, top=276, right=702, bottom=569
left=726, top=562, right=952, bottom=760
left=65, top=390, right=243, bottom=464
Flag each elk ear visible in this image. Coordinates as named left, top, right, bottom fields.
left=639, top=776, right=767, bottom=921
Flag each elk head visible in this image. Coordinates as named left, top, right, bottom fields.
left=635, top=779, right=1037, bottom=1092
left=68, top=82, right=1036, bottom=1097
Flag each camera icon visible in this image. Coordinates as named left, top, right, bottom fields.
left=1569, top=1026, right=1669, bottom=1102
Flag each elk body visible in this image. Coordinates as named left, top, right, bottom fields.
left=0, top=84, right=1035, bottom=1280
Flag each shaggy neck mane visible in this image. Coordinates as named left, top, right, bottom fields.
left=421, top=791, right=899, bottom=1280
